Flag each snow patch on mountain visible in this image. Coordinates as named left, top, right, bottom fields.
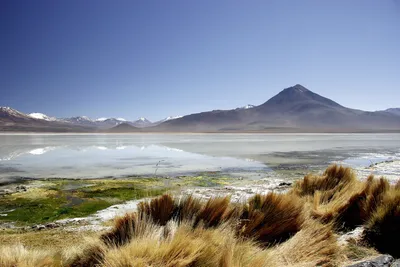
left=164, top=115, right=183, bottom=121
left=0, top=107, right=29, bottom=118
left=29, top=113, right=57, bottom=121
left=238, top=104, right=255, bottom=110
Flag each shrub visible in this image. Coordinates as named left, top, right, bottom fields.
left=363, top=189, right=400, bottom=258
left=238, top=192, right=304, bottom=245
left=312, top=175, right=390, bottom=230
left=292, top=165, right=356, bottom=202
left=66, top=245, right=105, bottom=267
left=0, top=245, right=54, bottom=267
left=272, top=220, right=339, bottom=266
left=193, top=196, right=239, bottom=228
left=101, top=213, right=137, bottom=247
left=138, top=194, right=175, bottom=226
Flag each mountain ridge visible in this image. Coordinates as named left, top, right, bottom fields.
left=153, top=84, right=400, bottom=132
left=2, top=85, right=400, bottom=132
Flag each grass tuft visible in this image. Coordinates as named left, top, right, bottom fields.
left=363, top=188, right=400, bottom=258
left=101, top=213, right=137, bottom=247
left=0, top=244, right=55, bottom=267
left=193, top=196, right=238, bottom=228
left=137, top=194, right=175, bottom=226
left=239, top=192, right=304, bottom=245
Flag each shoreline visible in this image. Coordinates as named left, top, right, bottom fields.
left=2, top=130, right=400, bottom=135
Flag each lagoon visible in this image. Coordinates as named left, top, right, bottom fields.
left=1, top=133, right=400, bottom=183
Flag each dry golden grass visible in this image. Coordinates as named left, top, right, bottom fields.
left=0, top=229, right=100, bottom=251
left=292, top=165, right=356, bottom=201
left=293, top=166, right=391, bottom=231
left=363, top=187, right=400, bottom=258
left=193, top=196, right=239, bottom=228
left=138, top=194, right=175, bottom=225
left=238, top=192, right=304, bottom=245
left=0, top=245, right=55, bottom=267
left=2, top=165, right=399, bottom=266
left=174, top=195, right=203, bottom=222
left=271, top=220, right=339, bottom=267
left=102, top=223, right=273, bottom=267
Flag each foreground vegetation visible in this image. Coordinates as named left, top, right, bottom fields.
left=0, top=174, right=231, bottom=225
left=1, top=165, right=399, bottom=266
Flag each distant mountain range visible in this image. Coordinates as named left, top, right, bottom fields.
left=1, top=84, right=400, bottom=132
left=0, top=107, right=182, bottom=131
left=384, top=108, right=400, bottom=116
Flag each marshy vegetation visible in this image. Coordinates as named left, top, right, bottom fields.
left=0, top=174, right=232, bottom=225
left=1, top=165, right=399, bottom=266
left=0, top=178, right=167, bottom=225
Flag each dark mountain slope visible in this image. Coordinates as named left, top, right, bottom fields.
left=107, top=123, right=141, bottom=133
left=153, top=85, right=400, bottom=132
left=0, top=107, right=94, bottom=132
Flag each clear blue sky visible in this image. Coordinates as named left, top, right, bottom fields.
left=1, top=0, right=399, bottom=121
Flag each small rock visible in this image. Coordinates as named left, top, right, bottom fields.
left=16, top=185, right=27, bottom=192
left=346, top=255, right=394, bottom=267
left=278, top=182, right=292, bottom=187
left=45, top=223, right=58, bottom=229
left=0, top=189, right=13, bottom=195
left=32, top=224, right=46, bottom=231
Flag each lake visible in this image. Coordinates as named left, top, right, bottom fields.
left=1, top=133, right=400, bottom=183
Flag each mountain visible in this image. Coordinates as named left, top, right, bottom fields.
left=131, top=117, right=152, bottom=128
left=153, top=84, right=400, bottom=132
left=2, top=85, right=400, bottom=132
left=238, top=104, right=255, bottom=110
left=163, top=115, right=183, bottom=121
left=96, top=118, right=127, bottom=129
left=29, top=113, right=57, bottom=121
left=59, top=116, right=127, bottom=129
left=1, top=107, right=32, bottom=122
left=60, top=116, right=97, bottom=128
left=150, top=116, right=183, bottom=127
left=385, top=108, right=400, bottom=116
left=107, top=123, right=141, bottom=133
left=0, top=107, right=93, bottom=132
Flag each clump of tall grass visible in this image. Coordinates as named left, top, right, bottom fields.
left=138, top=194, right=175, bottom=225
left=0, top=244, right=55, bottom=267
left=292, top=165, right=391, bottom=231
left=192, top=196, right=239, bottom=228
left=136, top=192, right=304, bottom=246
left=238, top=192, right=304, bottom=245
left=102, top=223, right=273, bottom=267
left=363, top=188, right=400, bottom=258
left=292, top=165, right=357, bottom=204
left=101, top=213, right=137, bottom=247
left=271, top=220, right=339, bottom=266
left=291, top=164, right=400, bottom=257
left=65, top=244, right=105, bottom=267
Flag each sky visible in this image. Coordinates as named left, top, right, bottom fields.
left=1, top=0, right=400, bottom=121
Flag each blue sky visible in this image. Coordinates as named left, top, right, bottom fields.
left=1, top=0, right=399, bottom=121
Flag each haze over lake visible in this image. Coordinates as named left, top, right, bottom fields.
left=1, top=133, right=400, bottom=183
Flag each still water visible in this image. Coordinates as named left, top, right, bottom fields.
left=1, top=133, right=400, bottom=182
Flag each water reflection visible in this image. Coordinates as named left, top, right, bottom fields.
left=1, top=134, right=400, bottom=181
left=0, top=139, right=268, bottom=180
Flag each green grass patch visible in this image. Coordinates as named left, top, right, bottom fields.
left=0, top=175, right=236, bottom=225
left=81, top=187, right=166, bottom=201
left=0, top=179, right=168, bottom=225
